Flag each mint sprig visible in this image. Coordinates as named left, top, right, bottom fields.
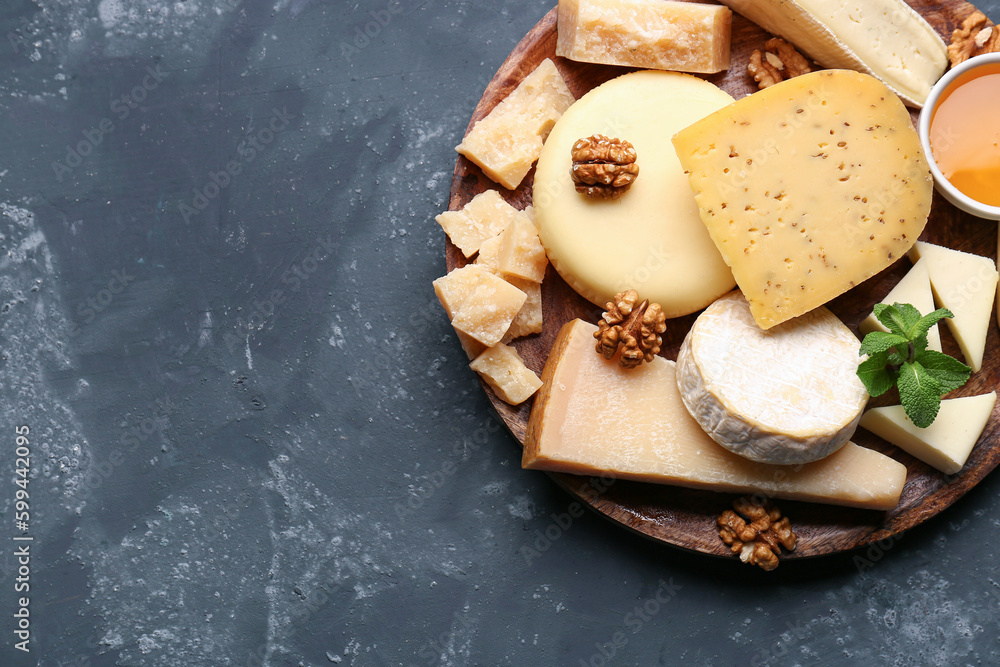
left=857, top=303, right=971, bottom=428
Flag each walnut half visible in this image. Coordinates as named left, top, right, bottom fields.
left=570, top=135, right=639, bottom=200
left=718, top=497, right=797, bottom=571
left=948, top=11, right=1000, bottom=67
left=594, top=289, right=666, bottom=369
left=748, top=38, right=812, bottom=90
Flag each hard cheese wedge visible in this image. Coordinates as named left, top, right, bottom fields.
left=860, top=258, right=941, bottom=352
left=456, top=58, right=575, bottom=190
left=534, top=70, right=736, bottom=316
left=718, top=0, right=947, bottom=107
left=556, top=0, right=732, bottom=74
left=907, top=241, right=998, bottom=373
left=523, top=319, right=906, bottom=510
left=673, top=70, right=932, bottom=329
left=860, top=392, right=997, bottom=475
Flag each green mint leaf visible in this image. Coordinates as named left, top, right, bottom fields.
left=897, top=360, right=942, bottom=428
left=858, top=331, right=909, bottom=357
left=908, top=308, right=954, bottom=343
left=913, top=348, right=971, bottom=394
left=872, top=303, right=907, bottom=336
left=875, top=303, right=922, bottom=336
left=857, top=353, right=896, bottom=397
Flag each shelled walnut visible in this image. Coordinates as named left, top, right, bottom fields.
left=594, top=289, right=666, bottom=369
left=948, top=11, right=999, bottom=67
left=748, top=38, right=811, bottom=90
left=718, top=497, right=797, bottom=571
left=570, top=134, right=639, bottom=199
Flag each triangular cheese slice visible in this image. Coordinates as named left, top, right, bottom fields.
left=908, top=242, right=998, bottom=372
left=859, top=392, right=997, bottom=474
left=860, top=258, right=941, bottom=352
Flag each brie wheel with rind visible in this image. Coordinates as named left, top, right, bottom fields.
left=860, top=392, right=997, bottom=475
left=523, top=319, right=905, bottom=511
left=860, top=257, right=941, bottom=352
left=676, top=291, right=868, bottom=465
left=907, top=241, right=998, bottom=373
left=533, top=70, right=736, bottom=317
left=718, top=0, right=947, bottom=107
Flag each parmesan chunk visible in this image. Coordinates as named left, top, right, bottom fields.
left=470, top=344, right=542, bottom=405
left=456, top=59, right=574, bottom=190
left=556, top=0, right=732, bottom=74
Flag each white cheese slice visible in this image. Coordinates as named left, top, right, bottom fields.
left=860, top=258, right=941, bottom=352
left=859, top=392, right=997, bottom=475
left=718, top=0, right=948, bottom=107
left=907, top=241, right=998, bottom=373
left=676, top=291, right=868, bottom=464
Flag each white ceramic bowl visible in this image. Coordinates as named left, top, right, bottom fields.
left=917, top=52, right=1000, bottom=221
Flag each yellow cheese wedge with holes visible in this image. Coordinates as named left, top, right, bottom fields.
left=523, top=319, right=906, bottom=510
left=673, top=70, right=932, bottom=329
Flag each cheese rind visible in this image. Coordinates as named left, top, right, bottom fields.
left=470, top=344, right=543, bottom=405
left=556, top=0, right=732, bottom=74
left=456, top=59, right=575, bottom=190
left=718, top=0, right=947, bottom=107
left=860, top=392, right=997, bottom=474
left=907, top=241, right=998, bottom=373
left=677, top=291, right=868, bottom=464
left=860, top=258, right=941, bottom=352
left=534, top=70, right=736, bottom=316
left=523, top=319, right=905, bottom=510
left=673, top=70, right=932, bottom=329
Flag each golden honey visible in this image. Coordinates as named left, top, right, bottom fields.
left=929, top=62, right=1000, bottom=207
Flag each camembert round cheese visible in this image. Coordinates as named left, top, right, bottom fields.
left=676, top=291, right=868, bottom=464
left=532, top=70, right=736, bottom=317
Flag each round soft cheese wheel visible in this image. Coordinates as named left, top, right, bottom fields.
left=676, top=291, right=868, bottom=464
left=533, top=70, right=736, bottom=317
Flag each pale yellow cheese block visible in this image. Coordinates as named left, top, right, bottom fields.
left=556, top=0, right=732, bottom=74
left=860, top=257, right=941, bottom=352
left=470, top=344, right=543, bottom=405
left=475, top=239, right=543, bottom=340
left=498, top=215, right=548, bottom=283
left=456, top=58, right=575, bottom=190
left=907, top=241, right=998, bottom=373
left=860, top=392, right=997, bottom=475
left=523, top=319, right=906, bottom=510
left=533, top=70, right=736, bottom=317
left=673, top=70, right=932, bottom=329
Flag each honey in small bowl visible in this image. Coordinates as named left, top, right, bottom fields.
left=928, top=62, right=1000, bottom=207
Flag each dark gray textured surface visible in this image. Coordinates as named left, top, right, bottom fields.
left=1, top=0, right=999, bottom=665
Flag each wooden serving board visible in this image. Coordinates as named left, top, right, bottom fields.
left=445, top=1, right=996, bottom=559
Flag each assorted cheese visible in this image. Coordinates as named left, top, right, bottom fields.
left=456, top=58, right=574, bottom=190
left=556, top=0, right=732, bottom=74
left=533, top=70, right=736, bottom=316
left=673, top=70, right=933, bottom=330
left=860, top=393, right=997, bottom=475
left=717, top=0, right=948, bottom=107
left=523, top=319, right=906, bottom=510
left=907, top=242, right=998, bottom=373
left=434, top=4, right=999, bottom=529
left=860, top=258, right=941, bottom=352
left=677, top=292, right=867, bottom=464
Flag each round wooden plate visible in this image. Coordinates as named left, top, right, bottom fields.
left=445, top=1, right=998, bottom=559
